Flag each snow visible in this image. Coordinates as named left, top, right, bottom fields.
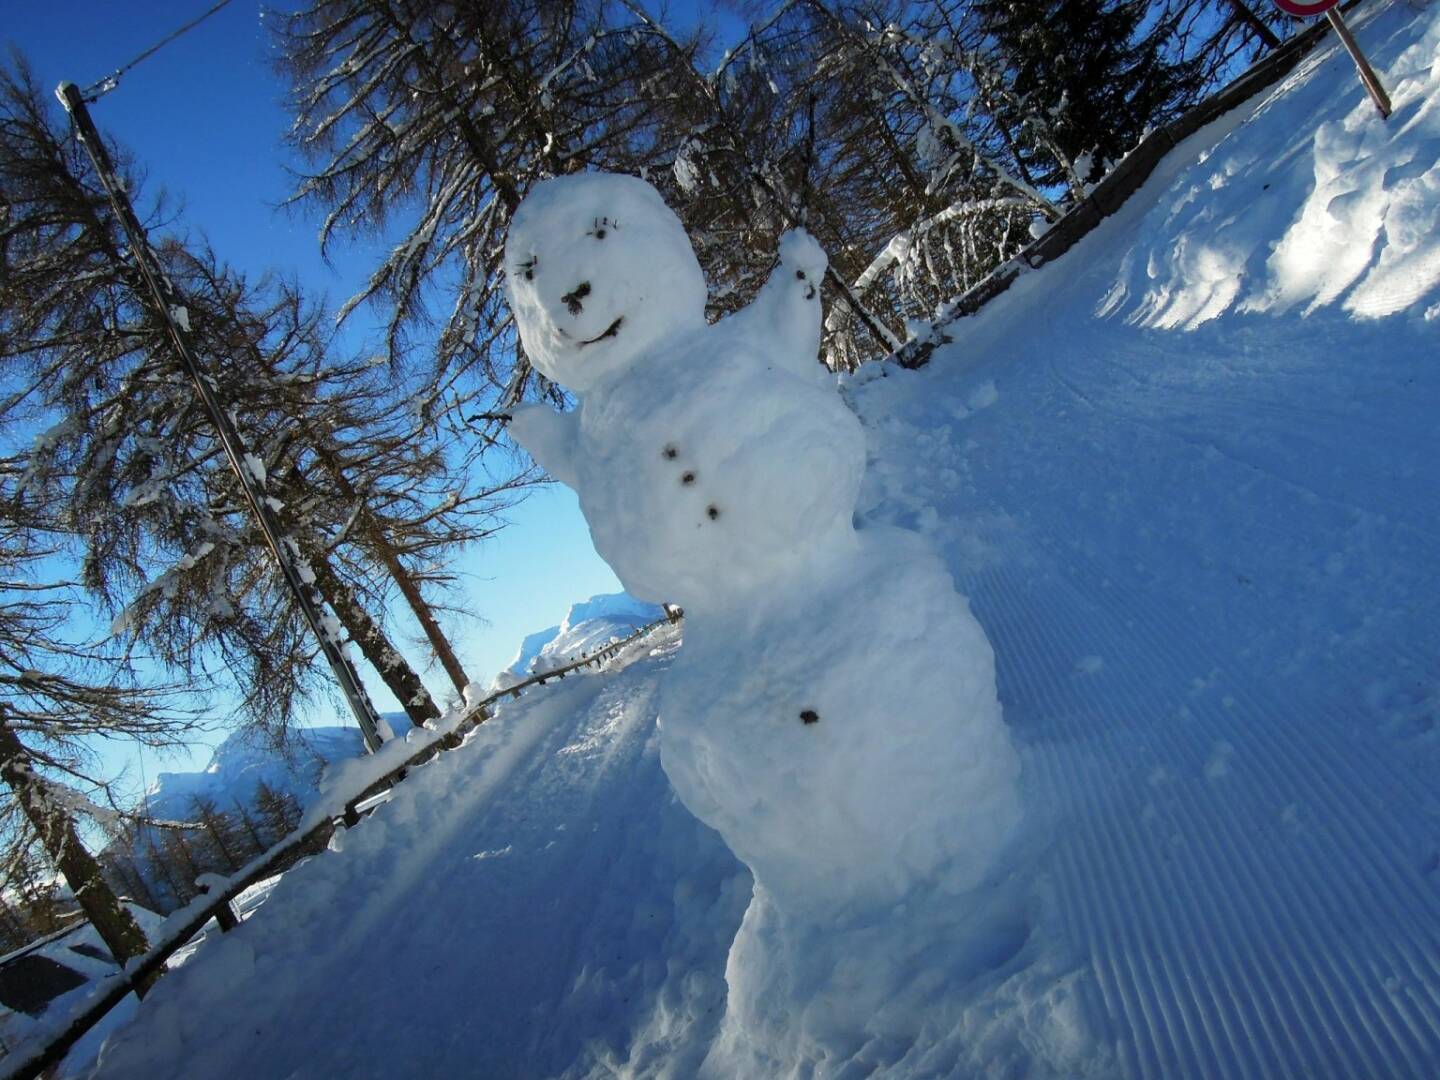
left=1100, top=7, right=1440, bottom=330
left=508, top=183, right=857, bottom=608
left=239, top=452, right=265, bottom=486
left=0, top=905, right=165, bottom=1074
left=59, top=3, right=1440, bottom=1076
left=87, top=625, right=749, bottom=1079
left=503, top=173, right=708, bottom=395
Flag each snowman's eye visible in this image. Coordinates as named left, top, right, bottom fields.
left=589, top=217, right=614, bottom=240
left=517, top=256, right=537, bottom=281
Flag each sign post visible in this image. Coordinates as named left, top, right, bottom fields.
left=1273, top=1, right=1391, bottom=118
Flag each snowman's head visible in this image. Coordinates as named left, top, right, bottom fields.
left=505, top=173, right=707, bottom=393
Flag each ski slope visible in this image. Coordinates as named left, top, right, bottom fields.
left=78, top=3, right=1440, bottom=1076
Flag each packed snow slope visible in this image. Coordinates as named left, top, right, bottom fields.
left=84, top=3, right=1440, bottom=1076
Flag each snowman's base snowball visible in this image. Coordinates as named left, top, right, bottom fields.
left=659, top=527, right=1021, bottom=919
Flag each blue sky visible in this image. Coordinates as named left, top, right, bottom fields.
left=6, top=2, right=632, bottom=781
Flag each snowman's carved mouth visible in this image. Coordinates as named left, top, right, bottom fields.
left=579, top=317, right=623, bottom=347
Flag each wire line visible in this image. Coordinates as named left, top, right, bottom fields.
left=81, top=0, right=239, bottom=103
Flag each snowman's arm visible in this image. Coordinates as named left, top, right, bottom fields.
left=509, top=403, right=581, bottom=488
left=736, top=229, right=827, bottom=380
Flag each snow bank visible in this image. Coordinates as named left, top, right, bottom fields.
left=1099, top=2, right=1440, bottom=329
left=88, top=627, right=752, bottom=1080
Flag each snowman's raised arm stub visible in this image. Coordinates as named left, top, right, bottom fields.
left=727, top=229, right=830, bottom=380
left=508, top=402, right=581, bottom=489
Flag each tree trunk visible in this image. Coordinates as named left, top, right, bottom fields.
left=304, top=543, right=442, bottom=729
left=234, top=803, right=268, bottom=855
left=197, top=806, right=241, bottom=872
left=0, top=717, right=156, bottom=995
left=383, top=550, right=470, bottom=698
left=1225, top=0, right=1283, bottom=51
left=323, top=464, right=472, bottom=696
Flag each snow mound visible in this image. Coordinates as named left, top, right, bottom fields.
left=1099, top=3, right=1440, bottom=328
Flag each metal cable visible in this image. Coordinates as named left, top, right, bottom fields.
left=81, top=0, right=239, bottom=102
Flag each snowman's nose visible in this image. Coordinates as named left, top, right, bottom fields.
left=562, top=281, right=591, bottom=316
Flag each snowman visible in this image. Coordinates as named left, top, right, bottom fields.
left=505, top=173, right=1019, bottom=920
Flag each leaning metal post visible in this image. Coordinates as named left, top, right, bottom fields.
left=55, top=81, right=386, bottom=753
left=1325, top=7, right=1392, bottom=119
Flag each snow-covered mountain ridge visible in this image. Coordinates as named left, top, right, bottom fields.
left=501, top=592, right=664, bottom=679
left=82, top=3, right=1440, bottom=1076
left=134, top=591, right=659, bottom=824
left=139, top=726, right=364, bottom=824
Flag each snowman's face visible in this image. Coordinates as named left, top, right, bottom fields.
left=505, top=174, right=707, bottom=393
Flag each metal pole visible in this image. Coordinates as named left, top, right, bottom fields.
left=1325, top=8, right=1391, bottom=119
left=55, top=81, right=386, bottom=753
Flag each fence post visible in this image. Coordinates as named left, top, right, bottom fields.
left=195, top=878, right=241, bottom=933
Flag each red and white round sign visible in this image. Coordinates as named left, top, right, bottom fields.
left=1272, top=0, right=1340, bottom=16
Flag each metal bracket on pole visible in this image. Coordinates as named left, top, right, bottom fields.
left=55, top=81, right=386, bottom=753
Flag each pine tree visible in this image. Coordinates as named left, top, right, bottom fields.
left=253, top=780, right=303, bottom=845
left=190, top=795, right=244, bottom=874
left=141, top=834, right=190, bottom=912
left=0, top=714, right=155, bottom=977
left=233, top=800, right=269, bottom=855
left=3, top=59, right=515, bottom=741
left=0, top=368, right=195, bottom=970
left=98, top=843, right=162, bottom=912
left=972, top=0, right=1207, bottom=192
left=1158, top=0, right=1285, bottom=85
left=0, top=894, right=33, bottom=952
left=161, top=829, right=203, bottom=904
left=278, top=0, right=680, bottom=406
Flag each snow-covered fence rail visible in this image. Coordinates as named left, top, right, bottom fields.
left=892, top=1, right=1363, bottom=370
left=0, top=616, right=676, bottom=1080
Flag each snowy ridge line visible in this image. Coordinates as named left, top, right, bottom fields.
left=891, top=0, right=1360, bottom=371
left=0, top=615, right=678, bottom=1080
